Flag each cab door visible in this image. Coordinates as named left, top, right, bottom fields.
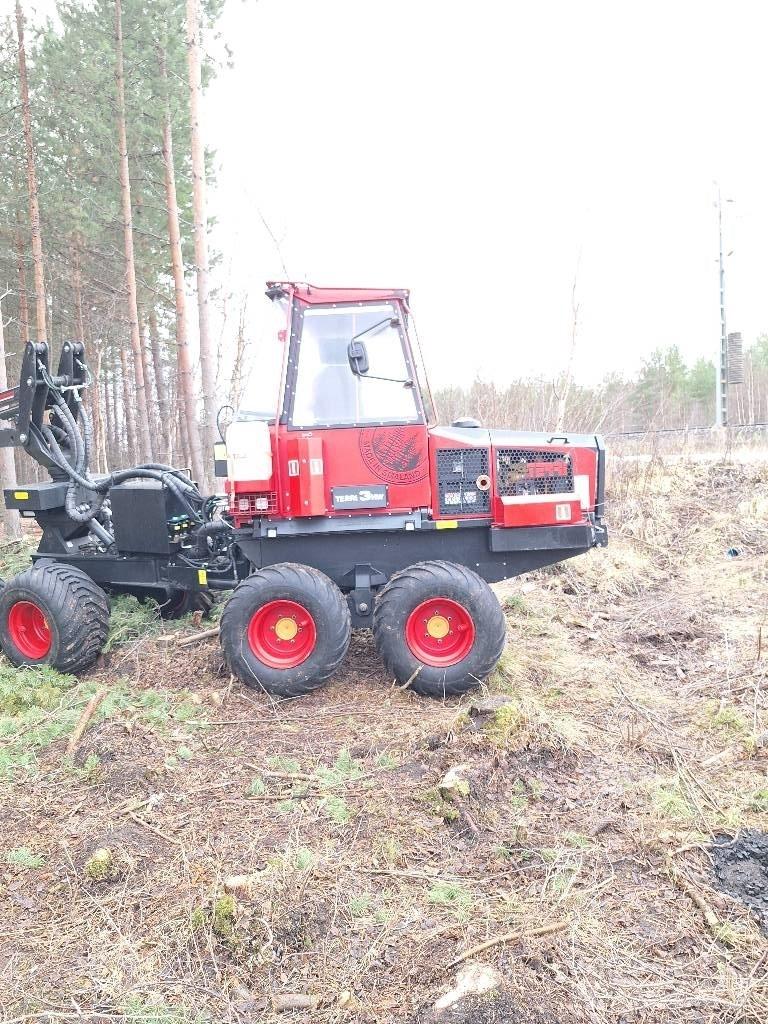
left=280, top=300, right=431, bottom=516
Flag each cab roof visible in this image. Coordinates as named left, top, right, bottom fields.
left=266, top=282, right=410, bottom=305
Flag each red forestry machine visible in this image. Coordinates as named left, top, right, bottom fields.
left=0, top=284, right=607, bottom=698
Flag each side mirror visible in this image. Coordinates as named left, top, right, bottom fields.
left=347, top=339, right=370, bottom=376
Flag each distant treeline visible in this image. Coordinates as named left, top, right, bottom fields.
left=434, top=340, right=768, bottom=434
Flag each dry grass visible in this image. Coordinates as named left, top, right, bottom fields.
left=1, top=454, right=768, bottom=1022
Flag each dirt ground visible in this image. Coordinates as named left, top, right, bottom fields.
left=1, top=455, right=767, bottom=1024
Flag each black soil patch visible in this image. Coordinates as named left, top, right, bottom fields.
left=710, top=830, right=768, bottom=934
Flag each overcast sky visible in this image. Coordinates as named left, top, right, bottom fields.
left=21, top=0, right=768, bottom=394
left=206, top=0, right=768, bottom=392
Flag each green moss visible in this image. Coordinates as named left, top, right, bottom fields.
left=704, top=703, right=750, bottom=735
left=314, top=747, right=363, bottom=788
left=266, top=754, right=301, bottom=774
left=649, top=778, right=695, bottom=821
left=427, top=881, right=473, bottom=918
left=748, top=788, right=768, bottom=812
left=375, top=836, right=402, bottom=865
left=75, top=752, right=102, bottom=782
left=211, top=894, right=236, bottom=938
left=6, top=846, right=45, bottom=869
left=121, top=995, right=204, bottom=1024
left=562, top=831, right=592, bottom=849
left=484, top=701, right=525, bottom=747
left=548, top=869, right=576, bottom=895
left=539, top=847, right=561, bottom=863
left=348, top=893, right=372, bottom=917
left=421, top=786, right=459, bottom=822
left=322, top=795, right=352, bottom=824
left=85, top=847, right=117, bottom=881
left=247, top=775, right=266, bottom=796
left=293, top=847, right=315, bottom=870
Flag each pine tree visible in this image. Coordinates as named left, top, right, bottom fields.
left=186, top=0, right=216, bottom=484
left=15, top=0, right=46, bottom=344
left=113, top=0, right=153, bottom=461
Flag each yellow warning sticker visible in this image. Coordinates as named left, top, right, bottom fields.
left=13, top=491, right=29, bottom=500
left=435, top=520, right=458, bottom=530
left=198, top=569, right=208, bottom=585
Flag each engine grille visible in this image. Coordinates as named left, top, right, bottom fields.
left=436, top=448, right=490, bottom=515
left=496, top=448, right=573, bottom=496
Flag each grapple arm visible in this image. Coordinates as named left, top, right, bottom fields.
left=0, top=341, right=88, bottom=472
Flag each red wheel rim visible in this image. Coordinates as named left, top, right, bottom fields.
left=7, top=600, right=52, bottom=660
left=405, top=598, right=476, bottom=667
left=247, top=599, right=317, bottom=669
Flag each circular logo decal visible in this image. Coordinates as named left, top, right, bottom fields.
left=359, top=426, right=428, bottom=485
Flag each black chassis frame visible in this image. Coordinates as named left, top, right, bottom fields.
left=25, top=504, right=608, bottom=628
left=3, top=337, right=608, bottom=628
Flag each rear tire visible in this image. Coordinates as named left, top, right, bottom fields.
left=0, top=562, right=110, bottom=673
left=373, top=560, right=506, bottom=698
left=220, top=563, right=351, bottom=698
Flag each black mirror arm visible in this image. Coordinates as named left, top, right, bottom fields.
left=350, top=317, right=400, bottom=345
left=357, top=374, right=414, bottom=386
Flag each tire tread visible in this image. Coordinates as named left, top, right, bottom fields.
left=373, top=559, right=506, bottom=697
left=0, top=562, right=110, bottom=673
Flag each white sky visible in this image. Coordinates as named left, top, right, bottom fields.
left=18, top=0, right=768, bottom=394
left=206, top=0, right=768, bottom=393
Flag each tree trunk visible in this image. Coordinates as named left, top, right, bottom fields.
left=161, top=47, right=205, bottom=485
left=138, top=318, right=156, bottom=461
left=109, top=361, right=120, bottom=467
left=95, top=347, right=108, bottom=472
left=0, top=298, right=22, bottom=539
left=148, top=309, right=172, bottom=464
left=229, top=297, right=248, bottom=409
left=114, top=0, right=152, bottom=463
left=119, top=346, right=137, bottom=466
left=14, top=218, right=29, bottom=346
left=15, top=0, right=46, bottom=345
left=178, top=393, right=192, bottom=469
left=185, top=0, right=216, bottom=486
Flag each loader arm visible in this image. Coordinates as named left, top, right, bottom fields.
left=0, top=340, right=88, bottom=474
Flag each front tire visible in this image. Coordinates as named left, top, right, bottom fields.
left=0, top=562, right=110, bottom=673
left=373, top=560, right=506, bottom=698
left=219, top=563, right=351, bottom=698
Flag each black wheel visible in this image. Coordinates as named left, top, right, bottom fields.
left=219, top=563, right=351, bottom=698
left=157, top=588, right=214, bottom=620
left=0, top=562, right=110, bottom=673
left=372, top=560, right=506, bottom=698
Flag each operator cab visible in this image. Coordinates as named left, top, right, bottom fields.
left=222, top=284, right=436, bottom=523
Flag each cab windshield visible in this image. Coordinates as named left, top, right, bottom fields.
left=291, top=303, right=421, bottom=428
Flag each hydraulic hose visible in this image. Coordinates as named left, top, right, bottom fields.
left=42, top=381, right=208, bottom=534
left=192, top=520, right=232, bottom=559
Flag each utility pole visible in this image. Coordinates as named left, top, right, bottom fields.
left=715, top=186, right=730, bottom=427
